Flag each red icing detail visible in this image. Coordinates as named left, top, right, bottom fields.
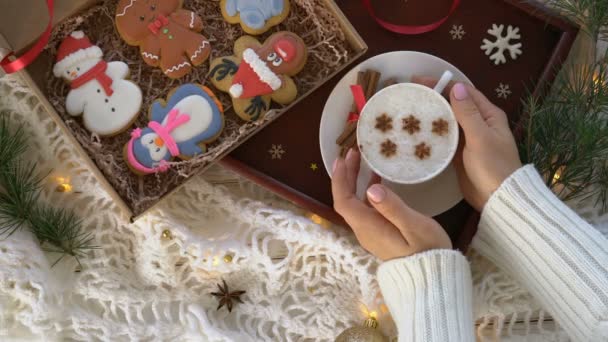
left=148, top=14, right=170, bottom=35
left=56, top=32, right=95, bottom=64
left=231, top=60, right=274, bottom=99
left=274, top=39, right=296, bottom=62
left=70, top=61, right=114, bottom=96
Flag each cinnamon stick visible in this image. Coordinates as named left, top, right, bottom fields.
left=382, top=78, right=398, bottom=88
left=364, top=70, right=381, bottom=100
left=336, top=71, right=368, bottom=145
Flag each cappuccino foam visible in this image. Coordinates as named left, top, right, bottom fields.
left=357, top=83, right=458, bottom=184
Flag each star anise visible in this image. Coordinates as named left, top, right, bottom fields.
left=414, top=142, right=432, bottom=160
left=432, top=118, right=449, bottom=136
left=375, top=113, right=393, bottom=133
left=211, top=279, right=246, bottom=312
left=380, top=139, right=397, bottom=157
left=402, top=115, right=421, bottom=135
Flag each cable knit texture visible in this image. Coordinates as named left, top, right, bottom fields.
left=473, top=165, right=608, bottom=341
left=377, top=250, right=475, bottom=342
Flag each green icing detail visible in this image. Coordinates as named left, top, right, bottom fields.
left=162, top=28, right=169, bottom=34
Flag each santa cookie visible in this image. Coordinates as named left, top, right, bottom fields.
left=53, top=31, right=142, bottom=136
left=221, top=0, right=290, bottom=35
left=124, top=84, right=224, bottom=175
left=115, top=0, right=212, bottom=79
left=209, top=31, right=307, bottom=121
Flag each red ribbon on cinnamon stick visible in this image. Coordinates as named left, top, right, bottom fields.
left=361, top=0, right=460, bottom=35
left=1, top=0, right=55, bottom=74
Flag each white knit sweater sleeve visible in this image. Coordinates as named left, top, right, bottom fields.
left=472, top=165, right=608, bottom=341
left=377, top=249, right=475, bottom=341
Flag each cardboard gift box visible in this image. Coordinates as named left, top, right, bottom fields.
left=0, top=0, right=367, bottom=221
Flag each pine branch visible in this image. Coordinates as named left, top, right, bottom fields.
left=520, top=61, right=608, bottom=211
left=545, top=0, right=608, bottom=42
left=0, top=115, right=97, bottom=264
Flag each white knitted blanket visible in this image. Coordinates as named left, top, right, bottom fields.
left=0, top=71, right=606, bottom=341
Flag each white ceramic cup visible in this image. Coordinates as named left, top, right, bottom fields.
left=356, top=70, right=458, bottom=185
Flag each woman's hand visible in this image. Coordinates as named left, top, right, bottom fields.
left=332, top=149, right=452, bottom=261
left=413, top=77, right=522, bottom=211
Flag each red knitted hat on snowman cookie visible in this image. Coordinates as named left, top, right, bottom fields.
left=53, top=31, right=103, bottom=77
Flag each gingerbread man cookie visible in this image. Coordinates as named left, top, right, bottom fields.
left=53, top=31, right=143, bottom=136
left=124, top=84, right=225, bottom=175
left=209, top=31, right=307, bottom=121
left=221, top=0, right=290, bottom=35
left=115, top=0, right=212, bottom=79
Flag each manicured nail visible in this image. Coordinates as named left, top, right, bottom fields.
left=332, top=158, right=339, bottom=174
left=453, top=83, right=469, bottom=101
left=367, top=184, right=386, bottom=203
left=345, top=148, right=355, bottom=162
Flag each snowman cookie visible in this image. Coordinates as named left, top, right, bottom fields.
left=221, top=0, right=290, bottom=35
left=124, top=84, right=224, bottom=175
left=209, top=31, right=307, bottom=121
left=53, top=31, right=142, bottom=136
left=115, top=0, right=212, bottom=79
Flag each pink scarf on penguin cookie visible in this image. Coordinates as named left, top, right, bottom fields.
left=127, top=109, right=191, bottom=174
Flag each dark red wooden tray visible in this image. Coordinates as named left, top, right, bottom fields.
left=221, top=0, right=578, bottom=248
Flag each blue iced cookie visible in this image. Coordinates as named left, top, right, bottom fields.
left=221, top=0, right=290, bottom=35
left=125, top=84, right=224, bottom=175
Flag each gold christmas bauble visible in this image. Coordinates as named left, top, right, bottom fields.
left=335, top=318, right=388, bottom=342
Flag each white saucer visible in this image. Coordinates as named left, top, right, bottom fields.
left=319, top=51, right=473, bottom=217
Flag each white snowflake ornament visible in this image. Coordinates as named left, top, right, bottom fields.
left=450, top=25, right=466, bottom=40
left=495, top=83, right=512, bottom=99
left=268, top=144, right=286, bottom=159
left=481, top=24, right=522, bottom=65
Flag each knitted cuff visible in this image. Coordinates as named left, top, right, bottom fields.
left=377, top=249, right=474, bottom=342
left=473, top=164, right=608, bottom=341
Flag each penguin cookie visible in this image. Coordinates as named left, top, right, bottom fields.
left=209, top=31, right=307, bottom=121
left=53, top=31, right=142, bottom=136
left=221, top=0, right=290, bottom=35
left=125, top=84, right=224, bottom=175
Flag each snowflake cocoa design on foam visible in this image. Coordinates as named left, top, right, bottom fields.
left=402, top=115, right=421, bottom=135
left=481, top=24, right=522, bottom=65
left=450, top=25, right=466, bottom=40
left=268, top=144, right=285, bottom=159
left=375, top=113, right=393, bottom=133
left=432, top=119, right=449, bottom=136
left=495, top=83, right=512, bottom=99
left=380, top=139, right=397, bottom=157
left=415, top=142, right=431, bottom=160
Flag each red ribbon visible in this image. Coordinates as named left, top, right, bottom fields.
left=70, top=61, right=114, bottom=96
left=350, top=85, right=367, bottom=113
left=148, top=14, right=170, bottom=35
left=347, top=112, right=360, bottom=123
left=0, top=0, right=54, bottom=74
left=361, top=0, right=460, bottom=35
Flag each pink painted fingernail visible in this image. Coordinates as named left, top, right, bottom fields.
left=367, top=184, right=386, bottom=203
left=453, top=83, right=469, bottom=100
left=332, top=158, right=339, bottom=174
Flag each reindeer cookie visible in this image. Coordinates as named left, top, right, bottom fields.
left=221, top=0, right=290, bottom=35
left=124, top=84, right=224, bottom=175
left=115, top=0, right=211, bottom=79
left=209, top=31, right=307, bottom=121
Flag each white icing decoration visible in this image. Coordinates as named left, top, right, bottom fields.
left=63, top=61, right=142, bottom=135
left=70, top=31, right=85, bottom=39
left=276, top=46, right=288, bottom=59
left=481, top=24, right=522, bottom=65
left=142, top=52, right=159, bottom=60
left=116, top=0, right=137, bottom=17
left=225, top=0, right=285, bottom=29
left=53, top=46, right=103, bottom=77
left=141, top=132, right=168, bottom=162
left=164, top=61, right=191, bottom=74
left=189, top=12, right=195, bottom=28
left=229, top=84, right=243, bottom=98
left=242, top=48, right=281, bottom=91
left=162, top=95, right=213, bottom=142
left=190, top=41, right=210, bottom=60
